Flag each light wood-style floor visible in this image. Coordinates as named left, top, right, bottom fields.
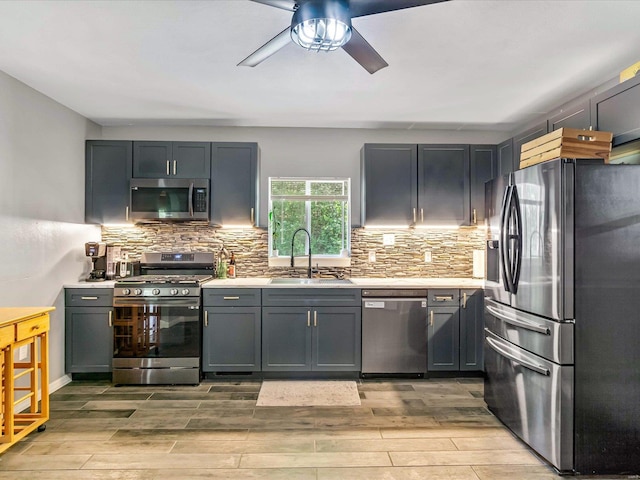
left=0, top=378, right=629, bottom=479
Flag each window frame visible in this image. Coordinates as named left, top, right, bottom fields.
left=268, top=177, right=351, bottom=268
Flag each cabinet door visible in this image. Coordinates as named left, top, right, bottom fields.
left=202, top=307, right=261, bottom=372
left=417, top=145, right=470, bottom=226
left=172, top=142, right=211, bottom=178
left=211, top=142, right=258, bottom=226
left=262, top=307, right=312, bottom=371
left=459, top=289, right=484, bottom=371
left=65, top=307, right=113, bottom=373
left=547, top=100, right=591, bottom=131
left=312, top=307, right=361, bottom=371
left=427, top=306, right=460, bottom=371
left=470, top=145, right=496, bottom=225
left=361, top=144, right=417, bottom=226
left=512, top=122, right=548, bottom=171
left=591, top=75, right=640, bottom=146
left=497, top=138, right=514, bottom=176
left=85, top=141, right=132, bottom=224
left=133, top=141, right=173, bottom=178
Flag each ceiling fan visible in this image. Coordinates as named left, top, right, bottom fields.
left=238, top=0, right=448, bottom=74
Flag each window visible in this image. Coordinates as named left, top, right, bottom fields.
left=269, top=178, right=350, bottom=260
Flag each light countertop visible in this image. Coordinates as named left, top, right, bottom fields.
left=64, top=280, right=117, bottom=288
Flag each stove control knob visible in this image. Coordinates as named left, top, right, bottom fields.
left=170, top=288, right=179, bottom=296
left=134, top=289, right=143, bottom=296
left=181, top=288, right=190, bottom=296
left=152, top=288, right=161, bottom=296
left=122, top=288, right=131, bottom=295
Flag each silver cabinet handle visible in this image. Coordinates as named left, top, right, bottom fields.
left=223, top=296, right=240, bottom=300
left=173, top=160, right=177, bottom=175
left=435, top=295, right=453, bottom=302
left=250, top=208, right=254, bottom=225
left=314, top=310, right=317, bottom=327
left=472, top=208, right=477, bottom=225
left=81, top=296, right=98, bottom=300
left=413, top=208, right=416, bottom=223
left=204, top=310, right=208, bottom=327
left=420, top=208, right=424, bottom=222
left=462, top=292, right=467, bottom=309
left=108, top=311, right=113, bottom=327
left=166, top=160, right=170, bottom=176
left=307, top=311, right=311, bottom=327
left=125, top=206, right=129, bottom=221
left=430, top=310, right=434, bottom=327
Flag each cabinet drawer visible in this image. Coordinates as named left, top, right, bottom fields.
left=16, top=314, right=50, bottom=342
left=0, top=324, right=14, bottom=348
left=262, top=288, right=362, bottom=307
left=65, top=288, right=114, bottom=307
left=428, top=289, right=459, bottom=306
left=203, top=289, right=261, bottom=307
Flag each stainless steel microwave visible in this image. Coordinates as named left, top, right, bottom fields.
left=129, top=178, right=209, bottom=221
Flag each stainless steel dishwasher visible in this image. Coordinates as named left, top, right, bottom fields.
left=361, top=289, right=428, bottom=375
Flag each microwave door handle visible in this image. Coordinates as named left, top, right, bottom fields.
left=188, top=182, right=194, bottom=217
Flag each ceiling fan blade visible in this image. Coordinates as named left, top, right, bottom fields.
left=341, top=26, right=388, bottom=74
left=238, top=27, right=292, bottom=67
left=349, top=0, right=449, bottom=18
left=249, top=0, right=297, bottom=12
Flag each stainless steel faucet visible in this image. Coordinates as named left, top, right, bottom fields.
left=290, top=227, right=313, bottom=278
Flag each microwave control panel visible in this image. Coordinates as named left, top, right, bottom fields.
left=194, top=188, right=208, bottom=212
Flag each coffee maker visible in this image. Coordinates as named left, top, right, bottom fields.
left=85, top=242, right=107, bottom=282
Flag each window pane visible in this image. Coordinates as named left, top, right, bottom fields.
left=310, top=200, right=346, bottom=255
left=272, top=199, right=307, bottom=256
left=310, top=180, right=348, bottom=196
left=272, top=179, right=306, bottom=195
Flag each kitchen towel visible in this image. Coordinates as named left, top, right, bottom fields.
left=256, top=380, right=361, bottom=407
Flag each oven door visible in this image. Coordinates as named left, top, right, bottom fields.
left=113, top=297, right=201, bottom=360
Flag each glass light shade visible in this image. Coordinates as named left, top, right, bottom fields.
left=291, top=17, right=352, bottom=52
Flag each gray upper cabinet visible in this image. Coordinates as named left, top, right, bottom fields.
left=361, top=144, right=417, bottom=226
left=417, top=145, right=470, bottom=226
left=210, top=142, right=259, bottom=227
left=470, top=145, right=496, bottom=225
left=85, top=140, right=132, bottom=224
left=547, top=100, right=591, bottom=131
left=591, top=75, right=640, bottom=147
left=133, top=141, right=211, bottom=178
left=512, top=122, right=548, bottom=171
left=497, top=138, right=514, bottom=177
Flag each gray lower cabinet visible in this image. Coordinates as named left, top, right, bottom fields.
left=133, top=141, right=211, bottom=178
left=85, top=140, right=132, bottom=224
left=459, top=289, right=484, bottom=371
left=261, top=289, right=362, bottom=372
left=202, top=288, right=261, bottom=372
left=65, top=289, right=114, bottom=373
left=427, top=289, right=484, bottom=372
left=210, top=142, right=259, bottom=227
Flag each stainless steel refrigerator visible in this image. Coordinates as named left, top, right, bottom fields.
left=484, top=158, right=640, bottom=474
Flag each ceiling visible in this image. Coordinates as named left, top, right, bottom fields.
left=1, top=0, right=639, bottom=132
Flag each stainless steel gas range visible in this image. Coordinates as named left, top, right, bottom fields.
left=112, top=252, right=214, bottom=385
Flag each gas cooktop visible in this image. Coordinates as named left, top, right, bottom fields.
left=116, top=274, right=213, bottom=285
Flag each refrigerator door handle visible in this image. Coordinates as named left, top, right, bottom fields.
left=510, top=184, right=523, bottom=293
left=501, top=185, right=515, bottom=293
left=486, top=333, right=550, bottom=376
left=486, top=304, right=551, bottom=335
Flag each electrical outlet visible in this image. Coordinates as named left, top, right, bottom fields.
left=368, top=251, right=376, bottom=262
left=382, top=234, right=395, bottom=246
left=424, top=250, right=432, bottom=263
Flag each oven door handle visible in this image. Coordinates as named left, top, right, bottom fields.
left=113, top=298, right=200, bottom=308
left=485, top=333, right=550, bottom=376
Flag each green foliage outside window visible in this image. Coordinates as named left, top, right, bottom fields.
left=269, top=178, right=350, bottom=257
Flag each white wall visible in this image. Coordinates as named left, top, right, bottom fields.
left=101, top=125, right=505, bottom=225
left=0, top=70, right=101, bottom=386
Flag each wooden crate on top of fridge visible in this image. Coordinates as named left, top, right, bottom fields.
left=519, top=128, right=613, bottom=169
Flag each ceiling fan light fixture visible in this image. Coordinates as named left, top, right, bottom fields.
left=290, top=0, right=352, bottom=52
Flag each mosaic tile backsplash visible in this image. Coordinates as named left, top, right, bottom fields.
left=101, top=222, right=486, bottom=278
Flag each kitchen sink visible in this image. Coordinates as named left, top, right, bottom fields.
left=269, top=278, right=353, bottom=285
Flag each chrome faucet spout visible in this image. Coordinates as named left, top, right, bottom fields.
left=291, top=228, right=312, bottom=278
